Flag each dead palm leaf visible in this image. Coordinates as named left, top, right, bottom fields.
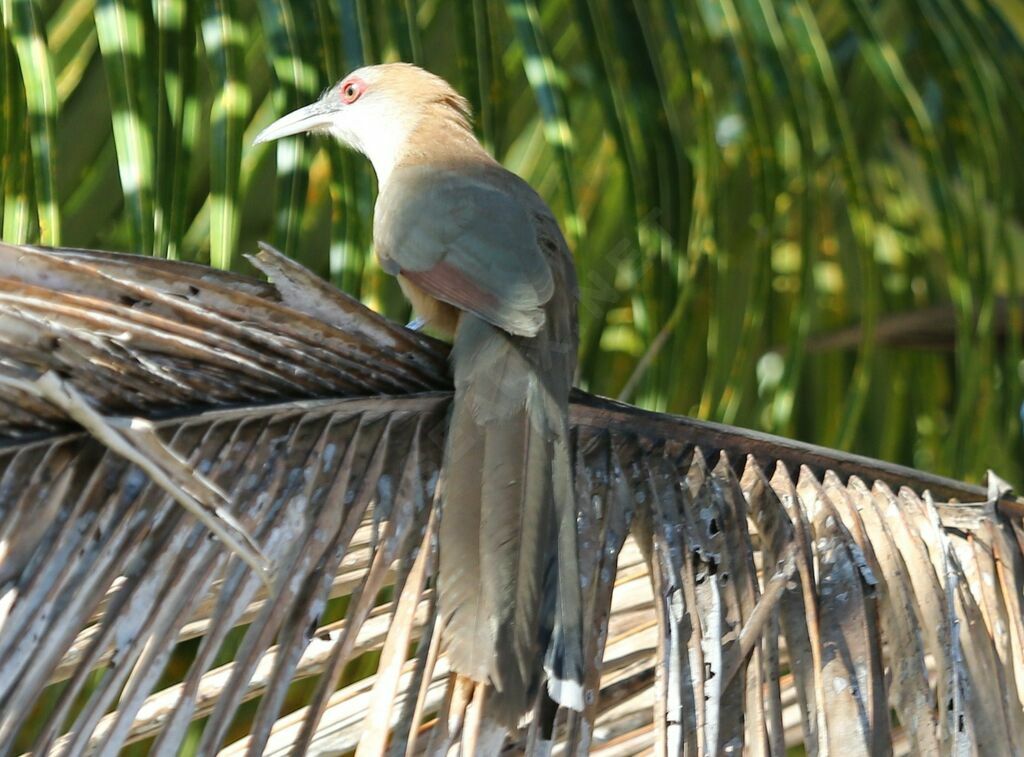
left=1, top=242, right=1021, bottom=755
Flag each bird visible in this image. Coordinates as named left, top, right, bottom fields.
left=253, top=63, right=584, bottom=726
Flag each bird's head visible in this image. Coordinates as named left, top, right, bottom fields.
left=253, top=63, right=473, bottom=184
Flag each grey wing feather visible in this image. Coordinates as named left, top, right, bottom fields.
left=374, top=165, right=555, bottom=336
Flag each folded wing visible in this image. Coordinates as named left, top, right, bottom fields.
left=374, top=165, right=554, bottom=337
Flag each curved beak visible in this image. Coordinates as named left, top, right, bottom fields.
left=252, top=100, right=337, bottom=145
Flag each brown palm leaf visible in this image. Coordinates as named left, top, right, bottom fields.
left=1, top=242, right=1022, bottom=755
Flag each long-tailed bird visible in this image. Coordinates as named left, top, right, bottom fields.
left=254, top=63, right=584, bottom=725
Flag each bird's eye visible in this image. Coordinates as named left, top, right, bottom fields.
left=340, top=79, right=363, bottom=104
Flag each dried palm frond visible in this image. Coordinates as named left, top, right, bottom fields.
left=1, top=242, right=1021, bottom=755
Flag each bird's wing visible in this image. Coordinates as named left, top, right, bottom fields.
left=374, top=165, right=555, bottom=337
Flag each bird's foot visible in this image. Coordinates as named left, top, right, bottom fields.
left=406, top=316, right=426, bottom=331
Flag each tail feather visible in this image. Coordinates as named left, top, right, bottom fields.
left=437, top=398, right=489, bottom=680
left=438, top=315, right=583, bottom=726
left=545, top=434, right=585, bottom=711
left=482, top=386, right=551, bottom=689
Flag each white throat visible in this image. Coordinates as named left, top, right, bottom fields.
left=331, top=101, right=418, bottom=187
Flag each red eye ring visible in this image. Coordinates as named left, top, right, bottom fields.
left=340, top=77, right=365, bottom=104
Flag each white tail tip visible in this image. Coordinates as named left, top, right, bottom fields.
left=546, top=676, right=585, bottom=712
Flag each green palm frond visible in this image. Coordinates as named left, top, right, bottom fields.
left=0, top=0, right=60, bottom=244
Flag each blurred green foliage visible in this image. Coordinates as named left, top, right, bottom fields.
left=2, top=0, right=1022, bottom=483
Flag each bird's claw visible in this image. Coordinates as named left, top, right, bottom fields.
left=406, top=316, right=426, bottom=331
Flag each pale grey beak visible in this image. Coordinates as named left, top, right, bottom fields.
left=252, top=100, right=336, bottom=145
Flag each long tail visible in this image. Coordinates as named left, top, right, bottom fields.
left=437, top=315, right=584, bottom=726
